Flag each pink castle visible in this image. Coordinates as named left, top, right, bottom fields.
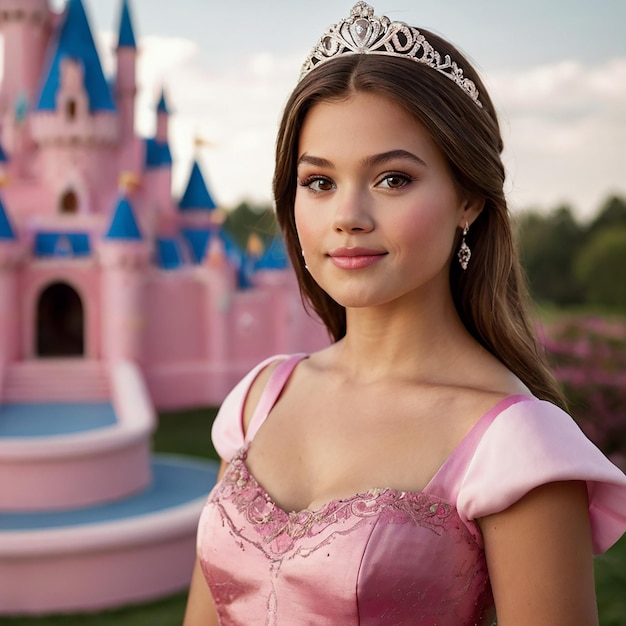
left=0, top=0, right=326, bottom=615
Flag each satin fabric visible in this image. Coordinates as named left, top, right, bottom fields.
left=198, top=355, right=626, bottom=625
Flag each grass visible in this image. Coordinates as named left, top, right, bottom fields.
left=595, top=534, right=626, bottom=626
left=0, top=593, right=189, bottom=626
left=151, top=405, right=220, bottom=462
left=4, top=406, right=626, bottom=625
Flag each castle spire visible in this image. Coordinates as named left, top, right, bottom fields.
left=36, top=0, right=116, bottom=113
left=117, top=0, right=137, bottom=49
left=104, top=196, right=142, bottom=240
left=155, top=87, right=169, bottom=143
left=179, top=160, right=216, bottom=212
left=157, top=88, right=169, bottom=115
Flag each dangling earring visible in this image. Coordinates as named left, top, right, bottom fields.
left=458, top=221, right=471, bottom=270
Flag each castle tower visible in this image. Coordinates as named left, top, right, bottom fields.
left=145, top=89, right=174, bottom=228
left=0, top=0, right=51, bottom=123
left=156, top=89, right=169, bottom=143
left=115, top=0, right=137, bottom=141
left=203, top=233, right=236, bottom=395
left=98, top=195, right=149, bottom=363
left=0, top=194, right=24, bottom=363
left=30, top=0, right=119, bottom=214
left=0, top=0, right=51, bottom=169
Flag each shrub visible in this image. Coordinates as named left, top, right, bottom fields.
left=540, top=315, right=626, bottom=468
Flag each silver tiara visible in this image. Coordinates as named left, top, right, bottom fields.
left=299, top=2, right=482, bottom=108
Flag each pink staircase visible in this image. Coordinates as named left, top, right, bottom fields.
left=2, top=359, right=110, bottom=403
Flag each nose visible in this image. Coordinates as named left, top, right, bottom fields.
left=332, top=190, right=374, bottom=233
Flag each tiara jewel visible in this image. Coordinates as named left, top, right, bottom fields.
left=299, top=2, right=482, bottom=108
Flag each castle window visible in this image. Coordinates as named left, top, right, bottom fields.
left=60, top=190, right=79, bottom=214
left=66, top=99, right=77, bottom=121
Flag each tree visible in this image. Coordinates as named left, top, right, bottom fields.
left=575, top=228, right=626, bottom=311
left=587, top=195, right=626, bottom=237
left=516, top=205, right=586, bottom=306
left=222, top=202, right=277, bottom=251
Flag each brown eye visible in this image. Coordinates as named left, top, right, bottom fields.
left=301, top=177, right=335, bottom=192
left=378, top=173, right=411, bottom=189
left=314, top=179, right=334, bottom=191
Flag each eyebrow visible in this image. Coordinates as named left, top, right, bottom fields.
left=365, top=149, right=427, bottom=168
left=297, top=149, right=427, bottom=169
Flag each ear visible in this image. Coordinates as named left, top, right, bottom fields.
left=458, top=193, right=484, bottom=229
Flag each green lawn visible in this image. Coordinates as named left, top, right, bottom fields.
left=3, top=406, right=626, bottom=625
left=0, top=593, right=188, bottom=626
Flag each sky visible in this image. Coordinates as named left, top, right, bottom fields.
left=21, top=1, right=626, bottom=219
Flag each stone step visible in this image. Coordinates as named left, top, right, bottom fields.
left=2, top=360, right=110, bottom=402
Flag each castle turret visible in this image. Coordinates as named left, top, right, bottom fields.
left=178, top=158, right=220, bottom=232
left=156, top=88, right=169, bottom=143
left=29, top=0, right=120, bottom=213
left=0, top=0, right=51, bottom=170
left=0, top=0, right=51, bottom=121
left=31, top=0, right=118, bottom=146
left=115, top=0, right=137, bottom=140
left=202, top=233, right=236, bottom=395
left=0, top=194, right=24, bottom=363
left=144, top=88, right=174, bottom=228
left=98, top=195, right=149, bottom=363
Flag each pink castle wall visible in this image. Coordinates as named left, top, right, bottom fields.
left=0, top=0, right=328, bottom=410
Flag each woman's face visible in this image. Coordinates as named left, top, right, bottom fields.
left=294, top=91, right=480, bottom=312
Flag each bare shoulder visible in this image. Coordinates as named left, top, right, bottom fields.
left=469, top=340, right=532, bottom=397
left=480, top=480, right=598, bottom=625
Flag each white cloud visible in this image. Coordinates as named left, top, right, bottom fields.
left=488, top=59, right=626, bottom=219
left=132, top=38, right=301, bottom=207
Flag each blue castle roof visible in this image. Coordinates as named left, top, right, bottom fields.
left=0, top=142, right=8, bottom=163
left=145, top=138, right=172, bottom=169
left=179, top=160, right=216, bottom=211
left=255, top=236, right=289, bottom=270
left=156, top=237, right=183, bottom=269
left=35, top=232, right=91, bottom=257
left=117, top=0, right=137, bottom=49
left=181, top=228, right=211, bottom=263
left=0, top=197, right=15, bottom=240
left=104, top=197, right=142, bottom=240
left=157, top=89, right=169, bottom=114
left=36, top=0, right=116, bottom=112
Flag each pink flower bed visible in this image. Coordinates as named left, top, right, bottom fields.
left=540, top=315, right=626, bottom=469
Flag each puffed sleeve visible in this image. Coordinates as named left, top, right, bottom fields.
left=457, top=398, right=626, bottom=554
left=211, top=355, right=287, bottom=462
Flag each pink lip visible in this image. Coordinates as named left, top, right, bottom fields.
left=327, top=247, right=387, bottom=270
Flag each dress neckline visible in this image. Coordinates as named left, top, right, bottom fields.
left=236, top=364, right=533, bottom=516
left=237, top=446, right=442, bottom=515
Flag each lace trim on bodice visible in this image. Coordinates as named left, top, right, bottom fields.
left=211, top=444, right=464, bottom=558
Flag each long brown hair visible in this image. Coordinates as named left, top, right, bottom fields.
left=273, top=29, right=567, bottom=409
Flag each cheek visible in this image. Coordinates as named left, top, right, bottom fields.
left=294, top=200, right=318, bottom=251
left=391, top=200, right=459, bottom=261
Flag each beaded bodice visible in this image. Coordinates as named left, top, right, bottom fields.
left=198, top=444, right=494, bottom=625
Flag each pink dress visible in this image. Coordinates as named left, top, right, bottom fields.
left=197, top=355, right=626, bottom=625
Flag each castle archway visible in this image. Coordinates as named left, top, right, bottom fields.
left=36, top=282, right=84, bottom=357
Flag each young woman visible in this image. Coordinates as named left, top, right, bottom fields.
left=184, top=3, right=626, bottom=624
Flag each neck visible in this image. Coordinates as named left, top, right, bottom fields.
left=335, top=289, right=478, bottom=383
